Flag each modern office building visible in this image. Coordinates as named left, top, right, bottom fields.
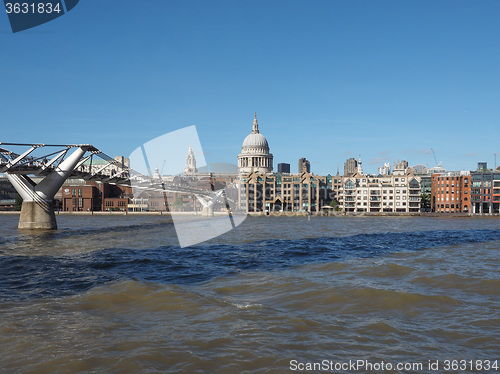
left=470, top=166, right=500, bottom=214
left=344, top=158, right=358, bottom=176
left=477, top=162, right=488, bottom=171
left=298, top=158, right=310, bottom=173
left=377, top=163, right=391, bottom=176
left=277, top=163, right=290, bottom=174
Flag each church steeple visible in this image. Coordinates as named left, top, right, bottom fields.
left=252, top=112, right=259, bottom=134
left=184, top=145, right=197, bottom=175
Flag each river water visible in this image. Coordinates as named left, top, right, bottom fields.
left=0, top=215, right=499, bottom=373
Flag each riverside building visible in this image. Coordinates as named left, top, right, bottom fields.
left=336, top=160, right=421, bottom=213
left=237, top=116, right=422, bottom=214
left=239, top=170, right=338, bottom=213
left=431, top=171, right=471, bottom=213
left=337, top=175, right=421, bottom=213
left=237, top=115, right=337, bottom=213
left=470, top=163, right=500, bottom=214
left=239, top=168, right=421, bottom=214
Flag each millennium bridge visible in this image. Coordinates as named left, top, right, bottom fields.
left=0, top=143, right=233, bottom=230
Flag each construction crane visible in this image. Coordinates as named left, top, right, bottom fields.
left=160, top=159, right=166, bottom=175
left=430, top=148, right=441, bottom=167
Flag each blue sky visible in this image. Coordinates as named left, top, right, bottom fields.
left=1, top=0, right=499, bottom=175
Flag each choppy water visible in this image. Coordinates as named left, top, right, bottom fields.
left=0, top=215, right=499, bottom=373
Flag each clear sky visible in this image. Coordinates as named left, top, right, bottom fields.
left=1, top=0, right=499, bottom=175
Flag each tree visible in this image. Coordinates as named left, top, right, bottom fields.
left=420, top=193, right=431, bottom=212
left=14, top=195, right=23, bottom=211
left=173, top=197, right=184, bottom=210
left=329, top=199, right=340, bottom=211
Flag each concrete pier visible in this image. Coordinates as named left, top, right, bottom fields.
left=18, top=201, right=57, bottom=229
left=5, top=146, right=88, bottom=230
left=202, top=206, right=214, bottom=217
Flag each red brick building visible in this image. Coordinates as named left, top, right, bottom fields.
left=61, top=185, right=100, bottom=212
left=61, top=182, right=132, bottom=212
left=431, top=172, right=471, bottom=213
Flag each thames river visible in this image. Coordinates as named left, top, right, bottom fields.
left=0, top=214, right=499, bottom=373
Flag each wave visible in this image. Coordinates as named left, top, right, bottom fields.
left=0, top=229, right=499, bottom=301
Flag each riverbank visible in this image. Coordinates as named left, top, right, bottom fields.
left=246, top=211, right=500, bottom=217
left=1, top=211, right=498, bottom=217
left=0, top=211, right=228, bottom=216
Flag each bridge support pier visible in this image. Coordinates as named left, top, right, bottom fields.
left=18, top=200, right=57, bottom=230
left=195, top=192, right=224, bottom=218
left=6, top=146, right=89, bottom=230
left=202, top=205, right=214, bottom=217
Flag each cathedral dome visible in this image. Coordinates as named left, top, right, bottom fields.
left=238, top=114, right=273, bottom=175
left=242, top=132, right=269, bottom=149
left=240, top=114, right=270, bottom=153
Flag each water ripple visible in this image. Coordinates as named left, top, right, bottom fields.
left=0, top=229, right=499, bottom=301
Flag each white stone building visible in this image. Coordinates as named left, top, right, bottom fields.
left=337, top=170, right=421, bottom=213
